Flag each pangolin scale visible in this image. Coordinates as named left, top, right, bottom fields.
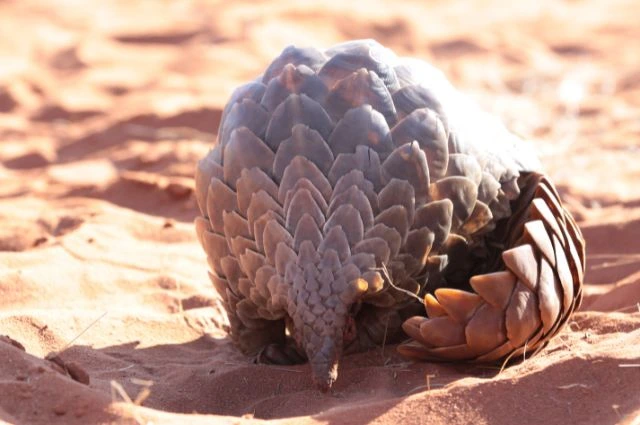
left=194, top=39, right=585, bottom=391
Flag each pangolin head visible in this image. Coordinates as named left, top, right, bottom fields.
left=285, top=240, right=369, bottom=391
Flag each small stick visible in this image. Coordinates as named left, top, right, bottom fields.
left=271, top=367, right=303, bottom=373
left=374, top=264, right=422, bottom=303
left=47, top=311, right=108, bottom=358
left=557, top=383, right=591, bottom=389
left=498, top=336, right=532, bottom=375
left=426, top=374, right=436, bottom=391
left=612, top=303, right=640, bottom=313
left=381, top=313, right=390, bottom=359
left=110, top=380, right=151, bottom=424
left=111, top=380, right=133, bottom=404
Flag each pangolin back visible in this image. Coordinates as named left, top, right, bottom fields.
left=194, top=39, right=585, bottom=390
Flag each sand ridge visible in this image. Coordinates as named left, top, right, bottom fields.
left=1, top=0, right=639, bottom=424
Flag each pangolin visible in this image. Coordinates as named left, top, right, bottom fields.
left=194, top=39, right=585, bottom=391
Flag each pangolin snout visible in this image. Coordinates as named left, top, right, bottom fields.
left=306, top=336, right=342, bottom=392
left=307, top=336, right=341, bottom=392
left=310, top=359, right=339, bottom=392
left=293, top=276, right=364, bottom=391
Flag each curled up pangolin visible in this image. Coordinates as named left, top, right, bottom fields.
left=194, top=39, right=585, bottom=391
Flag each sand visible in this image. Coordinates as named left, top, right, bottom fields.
left=1, top=0, right=639, bottom=424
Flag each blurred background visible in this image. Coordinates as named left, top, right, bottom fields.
left=0, top=2, right=639, bottom=422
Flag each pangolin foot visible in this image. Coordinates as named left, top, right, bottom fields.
left=256, top=343, right=306, bottom=365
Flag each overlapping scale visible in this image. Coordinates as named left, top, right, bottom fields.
left=222, top=210, right=251, bottom=240
left=262, top=64, right=329, bottom=111
left=263, top=219, right=293, bottom=266
left=285, top=188, right=325, bottom=232
left=323, top=204, right=364, bottom=246
left=364, top=223, right=402, bottom=259
left=398, top=173, right=585, bottom=363
left=246, top=190, right=283, bottom=234
left=200, top=230, right=229, bottom=277
left=282, top=179, right=328, bottom=216
left=333, top=170, right=379, bottom=211
left=265, top=94, right=334, bottom=150
left=328, top=146, right=384, bottom=191
left=195, top=40, right=585, bottom=383
left=219, top=82, right=267, bottom=135
left=390, top=108, right=449, bottom=181
left=206, top=178, right=237, bottom=233
left=235, top=168, right=279, bottom=215
left=223, top=127, right=274, bottom=189
left=477, top=172, right=502, bottom=205
left=327, top=105, right=394, bottom=156
left=194, top=149, right=223, bottom=215
left=278, top=156, right=332, bottom=203
left=378, top=179, right=415, bottom=224
left=392, top=84, right=445, bottom=121
left=218, top=99, right=269, bottom=150
left=273, top=124, right=334, bottom=180
left=403, top=228, right=434, bottom=268
left=327, top=185, right=374, bottom=231
left=374, top=205, right=410, bottom=243
left=293, top=214, right=323, bottom=250
left=324, top=69, right=397, bottom=126
left=430, top=176, right=478, bottom=227
left=412, top=200, right=453, bottom=250
left=382, top=142, right=430, bottom=205
left=460, top=201, right=493, bottom=235
left=319, top=40, right=400, bottom=92
left=262, top=45, right=327, bottom=83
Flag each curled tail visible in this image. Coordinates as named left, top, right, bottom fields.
left=398, top=172, right=585, bottom=362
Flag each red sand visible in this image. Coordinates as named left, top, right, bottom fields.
left=1, top=1, right=639, bottom=424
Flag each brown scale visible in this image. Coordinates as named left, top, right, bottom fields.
left=194, top=39, right=585, bottom=391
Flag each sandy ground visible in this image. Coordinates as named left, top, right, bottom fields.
left=1, top=0, right=639, bottom=424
